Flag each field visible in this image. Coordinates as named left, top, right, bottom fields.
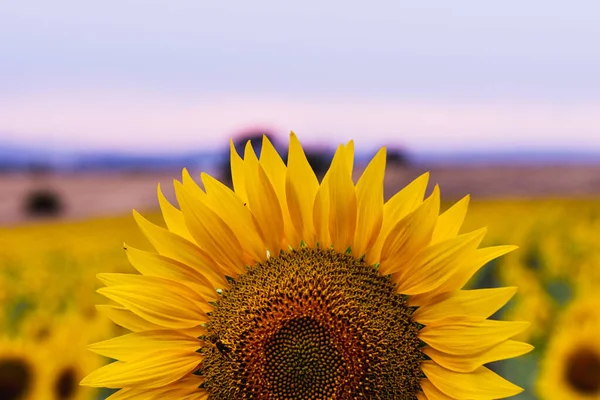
left=2, top=170, right=600, bottom=399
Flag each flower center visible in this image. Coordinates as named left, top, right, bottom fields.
left=54, top=366, right=78, bottom=399
left=198, top=247, right=424, bottom=399
left=0, top=358, right=31, bottom=400
left=565, top=348, right=600, bottom=394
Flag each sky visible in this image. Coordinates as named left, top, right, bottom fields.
left=1, top=0, right=600, bottom=154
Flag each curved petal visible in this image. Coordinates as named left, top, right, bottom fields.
left=422, top=362, right=523, bottom=400
left=413, top=287, right=517, bottom=325
left=285, top=132, right=319, bottom=246
left=133, top=211, right=227, bottom=288
left=392, top=228, right=486, bottom=296
left=328, top=143, right=357, bottom=253
left=80, top=350, right=202, bottom=389
left=157, top=183, right=195, bottom=243
left=88, top=330, right=202, bottom=362
left=420, top=320, right=530, bottom=355
left=367, top=172, right=430, bottom=263
left=423, top=340, right=533, bottom=373
left=175, top=181, right=246, bottom=276
left=379, top=186, right=440, bottom=275
left=431, top=195, right=470, bottom=245
left=353, top=147, right=386, bottom=258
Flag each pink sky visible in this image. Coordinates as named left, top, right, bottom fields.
left=2, top=89, right=600, bottom=154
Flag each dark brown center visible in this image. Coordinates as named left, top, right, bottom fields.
left=565, top=348, right=600, bottom=394
left=0, top=358, right=31, bottom=400
left=54, top=366, right=78, bottom=399
left=198, top=247, right=424, bottom=399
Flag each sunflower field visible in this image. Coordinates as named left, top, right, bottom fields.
left=2, top=194, right=600, bottom=399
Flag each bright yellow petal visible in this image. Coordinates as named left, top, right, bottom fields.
left=175, top=181, right=245, bottom=276
left=420, top=379, right=456, bottom=400
left=328, top=144, right=357, bottom=253
left=423, top=340, right=533, bottom=373
left=379, top=186, right=440, bottom=275
left=422, top=362, right=523, bottom=399
left=420, top=320, right=530, bottom=355
left=413, top=287, right=517, bottom=325
left=124, top=245, right=217, bottom=302
left=259, top=135, right=299, bottom=246
left=96, top=305, right=164, bottom=333
left=367, top=172, right=430, bottom=264
left=157, top=183, right=195, bottom=243
left=133, top=211, right=226, bottom=288
left=200, top=173, right=266, bottom=263
left=353, top=147, right=386, bottom=258
left=88, top=330, right=202, bottom=362
left=285, top=131, right=319, bottom=246
left=80, top=350, right=202, bottom=389
left=229, top=138, right=248, bottom=203
left=392, top=228, right=486, bottom=296
left=431, top=245, right=518, bottom=296
left=431, top=195, right=470, bottom=245
left=97, top=285, right=207, bottom=330
left=245, top=162, right=285, bottom=253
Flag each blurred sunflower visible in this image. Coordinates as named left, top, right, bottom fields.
left=538, top=296, right=600, bottom=399
left=40, top=314, right=108, bottom=400
left=0, top=338, right=47, bottom=400
left=82, top=133, right=532, bottom=399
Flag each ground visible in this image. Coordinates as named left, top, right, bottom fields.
left=2, top=163, right=600, bottom=226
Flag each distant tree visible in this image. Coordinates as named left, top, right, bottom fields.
left=386, top=147, right=410, bottom=167
left=303, top=148, right=333, bottom=181
left=22, top=188, right=64, bottom=218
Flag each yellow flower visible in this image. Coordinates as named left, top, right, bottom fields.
left=538, top=295, right=600, bottom=399
left=82, top=133, right=532, bottom=399
left=0, top=337, right=48, bottom=400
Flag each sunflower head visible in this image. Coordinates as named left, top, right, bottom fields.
left=538, top=295, right=600, bottom=399
left=82, top=133, right=532, bottom=399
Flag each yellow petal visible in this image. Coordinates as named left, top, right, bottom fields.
left=97, top=273, right=212, bottom=313
left=432, top=245, right=518, bottom=295
left=200, top=173, right=266, bottom=263
left=344, top=140, right=355, bottom=171
left=420, top=320, right=530, bottom=355
left=420, top=379, right=455, bottom=400
left=230, top=138, right=248, bottom=203
left=413, top=287, right=517, bottom=325
left=175, top=181, right=246, bottom=276
left=285, top=131, right=320, bottom=246
left=353, top=148, right=386, bottom=258
left=107, top=376, right=206, bottom=400
left=328, top=144, right=357, bottom=253
left=80, top=350, right=202, bottom=389
left=367, top=172, right=430, bottom=264
left=88, top=330, right=202, bottom=362
left=431, top=195, right=470, bottom=245
left=98, top=285, right=207, bottom=330
left=422, top=362, right=523, bottom=399
left=246, top=162, right=285, bottom=253
left=379, top=186, right=440, bottom=275
left=96, top=305, right=164, bottom=333
left=157, top=183, right=195, bottom=243
left=392, top=228, right=486, bottom=296
left=260, top=135, right=299, bottom=246
left=133, top=210, right=226, bottom=288
left=313, top=173, right=332, bottom=247
left=423, top=340, right=533, bottom=373
left=124, top=245, right=217, bottom=302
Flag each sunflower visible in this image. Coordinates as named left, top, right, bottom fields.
left=0, top=337, right=48, bottom=400
left=538, top=296, right=600, bottom=400
left=38, top=313, right=109, bottom=400
left=82, top=133, right=532, bottom=399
